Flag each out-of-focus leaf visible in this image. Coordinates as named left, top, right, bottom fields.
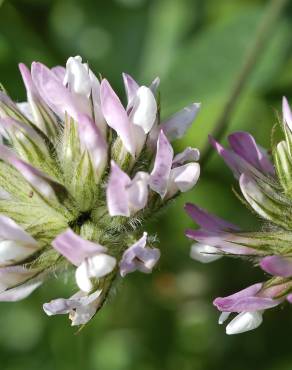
left=139, top=0, right=197, bottom=80
left=160, top=6, right=289, bottom=111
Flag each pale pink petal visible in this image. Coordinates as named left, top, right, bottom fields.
left=127, top=172, right=149, bottom=214
left=161, top=103, right=201, bottom=141
left=0, top=266, right=39, bottom=292
left=51, top=66, right=66, bottom=81
left=167, top=162, right=200, bottom=196
left=172, top=147, right=200, bottom=166
left=0, top=279, right=42, bottom=302
left=260, top=255, right=292, bottom=277
left=0, top=144, right=57, bottom=199
left=106, top=161, right=131, bottom=217
left=100, top=79, right=135, bottom=156
left=283, top=96, right=292, bottom=131
left=149, top=130, right=173, bottom=198
left=52, top=229, right=106, bottom=267
left=31, top=62, right=90, bottom=119
left=77, top=114, right=107, bottom=174
left=120, top=233, right=160, bottom=277
left=122, top=73, right=139, bottom=108
left=43, top=289, right=102, bottom=326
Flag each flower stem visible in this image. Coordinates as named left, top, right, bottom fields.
left=200, top=0, right=289, bottom=166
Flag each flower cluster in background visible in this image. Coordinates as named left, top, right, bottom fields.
left=186, top=97, right=292, bottom=334
left=0, top=56, right=200, bottom=325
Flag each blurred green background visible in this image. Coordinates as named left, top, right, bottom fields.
left=0, top=0, right=292, bottom=369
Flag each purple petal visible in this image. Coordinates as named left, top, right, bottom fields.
left=100, top=79, right=135, bottom=156
left=210, top=135, right=274, bottom=179
left=52, top=229, right=106, bottom=266
left=215, top=296, right=279, bottom=312
left=160, top=103, right=200, bottom=141
left=77, top=114, right=107, bottom=173
left=209, top=136, right=244, bottom=178
left=260, top=256, right=292, bottom=277
left=283, top=96, right=292, bottom=131
left=228, top=132, right=274, bottom=175
left=106, top=161, right=131, bottom=217
left=149, top=130, right=173, bottom=198
left=184, top=203, right=239, bottom=232
left=213, top=283, right=279, bottom=312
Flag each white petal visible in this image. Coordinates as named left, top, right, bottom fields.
left=173, top=147, right=200, bottom=165
left=70, top=302, right=97, bottom=326
left=0, top=266, right=37, bottom=292
left=166, top=163, right=200, bottom=198
left=130, top=86, right=157, bottom=134
left=70, top=290, right=102, bottom=326
left=75, top=261, right=93, bottom=293
left=127, top=171, right=149, bottom=214
left=0, top=279, right=42, bottom=302
left=64, top=56, right=92, bottom=97
left=226, top=311, right=263, bottom=335
left=75, top=254, right=116, bottom=293
left=0, top=215, right=37, bottom=245
left=16, top=102, right=34, bottom=121
left=218, top=312, right=230, bottom=324
left=87, top=254, right=116, bottom=279
left=190, top=243, right=222, bottom=263
left=172, top=163, right=200, bottom=192
left=0, top=240, right=37, bottom=265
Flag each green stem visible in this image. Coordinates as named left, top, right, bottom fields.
left=200, top=0, right=289, bottom=166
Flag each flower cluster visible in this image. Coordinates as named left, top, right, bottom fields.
left=186, top=97, right=292, bottom=334
left=0, top=56, right=200, bottom=325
